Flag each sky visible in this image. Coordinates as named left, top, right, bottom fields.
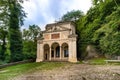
left=22, top=0, right=92, bottom=30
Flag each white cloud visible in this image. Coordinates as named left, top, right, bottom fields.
left=22, top=0, right=92, bottom=30
left=22, top=0, right=37, bottom=20
left=60, top=0, right=92, bottom=15
left=70, top=0, right=92, bottom=13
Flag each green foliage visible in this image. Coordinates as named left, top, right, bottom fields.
left=87, top=58, right=106, bottom=65
left=0, top=28, right=8, bottom=61
left=8, top=0, right=26, bottom=62
left=9, top=29, right=23, bottom=62
left=0, top=0, right=9, bottom=61
left=0, top=0, right=39, bottom=62
left=0, top=45, right=1, bottom=53
left=23, top=40, right=36, bottom=60
left=22, top=25, right=41, bottom=60
left=0, top=0, right=26, bottom=62
left=93, top=7, right=120, bottom=55
left=61, top=10, right=84, bottom=22
left=60, top=10, right=84, bottom=59
left=76, top=0, right=120, bottom=58
left=23, top=25, right=41, bottom=42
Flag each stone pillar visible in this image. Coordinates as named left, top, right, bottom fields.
left=68, top=38, right=77, bottom=63
left=60, top=46, right=62, bottom=59
left=61, top=47, right=63, bottom=58
left=54, top=48, right=56, bottom=59
left=69, top=41, right=72, bottom=60
left=36, top=40, right=44, bottom=62
left=49, top=47, right=51, bottom=60
left=72, top=39, right=77, bottom=62
left=36, top=42, right=40, bottom=61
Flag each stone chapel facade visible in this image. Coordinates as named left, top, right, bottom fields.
left=36, top=21, right=77, bottom=62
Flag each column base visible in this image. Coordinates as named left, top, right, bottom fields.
left=36, top=58, right=43, bottom=62
left=68, top=58, right=77, bottom=63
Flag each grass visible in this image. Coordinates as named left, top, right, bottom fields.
left=77, top=58, right=120, bottom=65
left=78, top=58, right=107, bottom=65
left=76, top=60, right=83, bottom=64
left=87, top=58, right=120, bottom=65
left=88, top=58, right=107, bottom=65
left=0, top=60, right=7, bottom=65
left=0, top=62, right=68, bottom=80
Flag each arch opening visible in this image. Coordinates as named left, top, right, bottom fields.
left=44, top=44, right=50, bottom=60
left=51, top=42, right=60, bottom=58
left=62, top=43, right=69, bottom=58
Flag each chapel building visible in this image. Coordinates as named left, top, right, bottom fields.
left=36, top=21, right=77, bottom=62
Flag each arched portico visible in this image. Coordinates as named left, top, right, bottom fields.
left=43, top=44, right=49, bottom=60
left=61, top=43, right=69, bottom=59
left=51, top=42, right=60, bottom=60
left=42, top=42, right=69, bottom=61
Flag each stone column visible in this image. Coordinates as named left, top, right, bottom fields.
left=49, top=47, right=51, bottom=60
left=68, top=38, right=77, bottom=63
left=72, top=39, right=77, bottom=62
left=60, top=46, right=62, bottom=59
left=54, top=48, right=56, bottom=59
left=36, top=42, right=40, bottom=61
left=36, top=40, right=44, bottom=62
left=68, top=41, right=72, bottom=60
left=61, top=47, right=63, bottom=58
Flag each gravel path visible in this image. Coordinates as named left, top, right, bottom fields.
left=13, top=64, right=120, bottom=80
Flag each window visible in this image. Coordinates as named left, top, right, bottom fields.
left=51, top=33, right=60, bottom=39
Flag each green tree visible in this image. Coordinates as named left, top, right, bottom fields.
left=61, top=10, right=84, bottom=22
left=8, top=0, right=26, bottom=62
left=76, top=0, right=120, bottom=58
left=23, top=40, right=37, bottom=60
left=22, top=25, right=41, bottom=60
left=60, top=10, right=84, bottom=59
left=23, top=25, right=42, bottom=42
left=0, top=0, right=9, bottom=61
left=93, top=7, right=120, bottom=56
left=0, top=28, right=7, bottom=60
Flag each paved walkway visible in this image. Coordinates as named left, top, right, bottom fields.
left=13, top=64, right=120, bottom=80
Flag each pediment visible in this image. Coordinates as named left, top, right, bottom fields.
left=44, top=25, right=70, bottom=33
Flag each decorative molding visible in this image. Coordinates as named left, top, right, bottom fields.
left=68, top=34, right=78, bottom=38
left=38, top=40, right=43, bottom=44
left=43, top=29, right=71, bottom=33
left=43, top=39, right=69, bottom=42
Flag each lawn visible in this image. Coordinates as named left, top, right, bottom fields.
left=87, top=58, right=120, bottom=65
left=0, top=62, right=68, bottom=80
left=88, top=58, right=106, bottom=65
left=1, top=58, right=119, bottom=80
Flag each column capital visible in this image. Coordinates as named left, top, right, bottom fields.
left=59, top=46, right=62, bottom=47
left=37, top=40, right=43, bottom=44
